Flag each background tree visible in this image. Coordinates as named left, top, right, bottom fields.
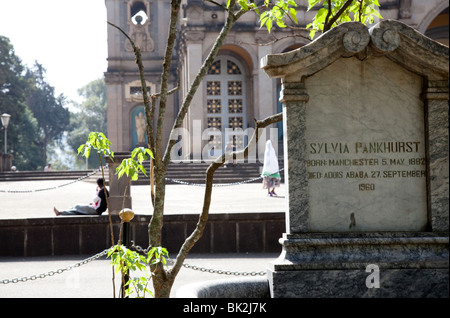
left=67, top=78, right=107, bottom=169
left=108, top=0, right=382, bottom=297
left=0, top=36, right=41, bottom=171
left=25, top=62, right=70, bottom=168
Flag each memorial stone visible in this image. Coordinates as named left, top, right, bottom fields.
left=262, top=20, right=449, bottom=297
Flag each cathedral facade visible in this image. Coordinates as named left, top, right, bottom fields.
left=104, top=0, right=449, bottom=161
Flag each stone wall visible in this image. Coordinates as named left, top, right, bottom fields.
left=0, top=213, right=284, bottom=257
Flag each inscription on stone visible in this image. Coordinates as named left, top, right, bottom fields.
left=306, top=138, right=427, bottom=231
left=306, top=141, right=426, bottom=191
left=304, top=57, right=428, bottom=232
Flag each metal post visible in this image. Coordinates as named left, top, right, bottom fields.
left=119, top=208, right=134, bottom=298
left=1, top=113, right=11, bottom=154
left=3, top=127, right=6, bottom=154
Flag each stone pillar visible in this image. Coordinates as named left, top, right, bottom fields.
left=185, top=35, right=205, bottom=161
left=0, top=154, right=13, bottom=172
left=424, top=80, right=449, bottom=232
left=280, top=82, right=309, bottom=234
left=106, top=152, right=132, bottom=214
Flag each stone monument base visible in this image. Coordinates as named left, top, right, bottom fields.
left=268, top=232, right=449, bottom=298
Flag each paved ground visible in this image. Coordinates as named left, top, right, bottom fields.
left=0, top=175, right=285, bottom=219
left=0, top=252, right=279, bottom=298
left=0, top=175, right=285, bottom=299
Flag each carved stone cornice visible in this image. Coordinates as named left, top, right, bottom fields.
left=261, top=20, right=449, bottom=82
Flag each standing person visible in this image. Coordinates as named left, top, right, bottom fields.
left=53, top=178, right=109, bottom=216
left=261, top=140, right=281, bottom=196
left=224, top=142, right=234, bottom=167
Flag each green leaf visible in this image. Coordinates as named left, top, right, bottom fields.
left=266, top=18, right=273, bottom=33
left=238, top=0, right=248, bottom=11
left=289, top=8, right=298, bottom=24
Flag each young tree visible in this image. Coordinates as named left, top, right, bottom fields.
left=108, top=0, right=382, bottom=297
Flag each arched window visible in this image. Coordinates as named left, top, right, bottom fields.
left=205, top=56, right=247, bottom=155
left=425, top=7, right=449, bottom=46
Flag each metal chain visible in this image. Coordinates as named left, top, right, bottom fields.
left=181, top=263, right=266, bottom=276
left=1, top=167, right=283, bottom=192
left=130, top=242, right=266, bottom=276
left=1, top=244, right=266, bottom=285
left=165, top=168, right=284, bottom=187
left=0, top=249, right=109, bottom=285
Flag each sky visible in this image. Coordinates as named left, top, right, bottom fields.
left=0, top=0, right=108, bottom=107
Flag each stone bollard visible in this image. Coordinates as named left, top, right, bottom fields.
left=119, top=208, right=135, bottom=248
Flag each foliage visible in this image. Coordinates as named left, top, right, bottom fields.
left=230, top=0, right=382, bottom=38
left=257, top=0, right=298, bottom=33
left=68, top=78, right=107, bottom=169
left=108, top=245, right=169, bottom=298
left=0, top=36, right=39, bottom=170
left=116, top=146, right=154, bottom=181
left=77, top=131, right=114, bottom=162
left=0, top=36, right=72, bottom=170
left=306, top=0, right=382, bottom=39
left=25, top=62, right=71, bottom=166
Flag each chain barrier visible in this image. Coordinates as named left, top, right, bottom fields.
left=0, top=166, right=107, bottom=194
left=165, top=168, right=284, bottom=187
left=1, top=244, right=265, bottom=285
left=1, top=167, right=284, bottom=192
left=0, top=249, right=109, bottom=285
left=130, top=242, right=266, bottom=276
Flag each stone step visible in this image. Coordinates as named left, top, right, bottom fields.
left=0, top=170, right=98, bottom=182
left=0, top=161, right=284, bottom=185
left=134, top=161, right=284, bottom=185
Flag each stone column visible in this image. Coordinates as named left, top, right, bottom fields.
left=106, top=152, right=132, bottom=214
left=424, top=79, right=449, bottom=232
left=280, top=82, right=309, bottom=234
left=0, top=154, right=13, bottom=172
left=185, top=33, right=205, bottom=161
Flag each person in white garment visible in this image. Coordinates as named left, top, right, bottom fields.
left=261, top=140, right=281, bottom=196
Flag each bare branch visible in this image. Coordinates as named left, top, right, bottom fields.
left=168, top=112, right=283, bottom=279
left=107, top=21, right=155, bottom=153
left=161, top=2, right=243, bottom=168
left=323, top=0, right=353, bottom=32
left=325, top=0, right=332, bottom=26
left=155, top=0, right=182, bottom=170
left=238, top=30, right=311, bottom=46
left=203, top=0, right=227, bottom=11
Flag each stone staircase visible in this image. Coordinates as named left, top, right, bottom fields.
left=0, top=170, right=98, bottom=182
left=0, top=159, right=285, bottom=185
left=134, top=161, right=281, bottom=185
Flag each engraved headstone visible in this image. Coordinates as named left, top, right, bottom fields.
left=262, top=20, right=448, bottom=297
